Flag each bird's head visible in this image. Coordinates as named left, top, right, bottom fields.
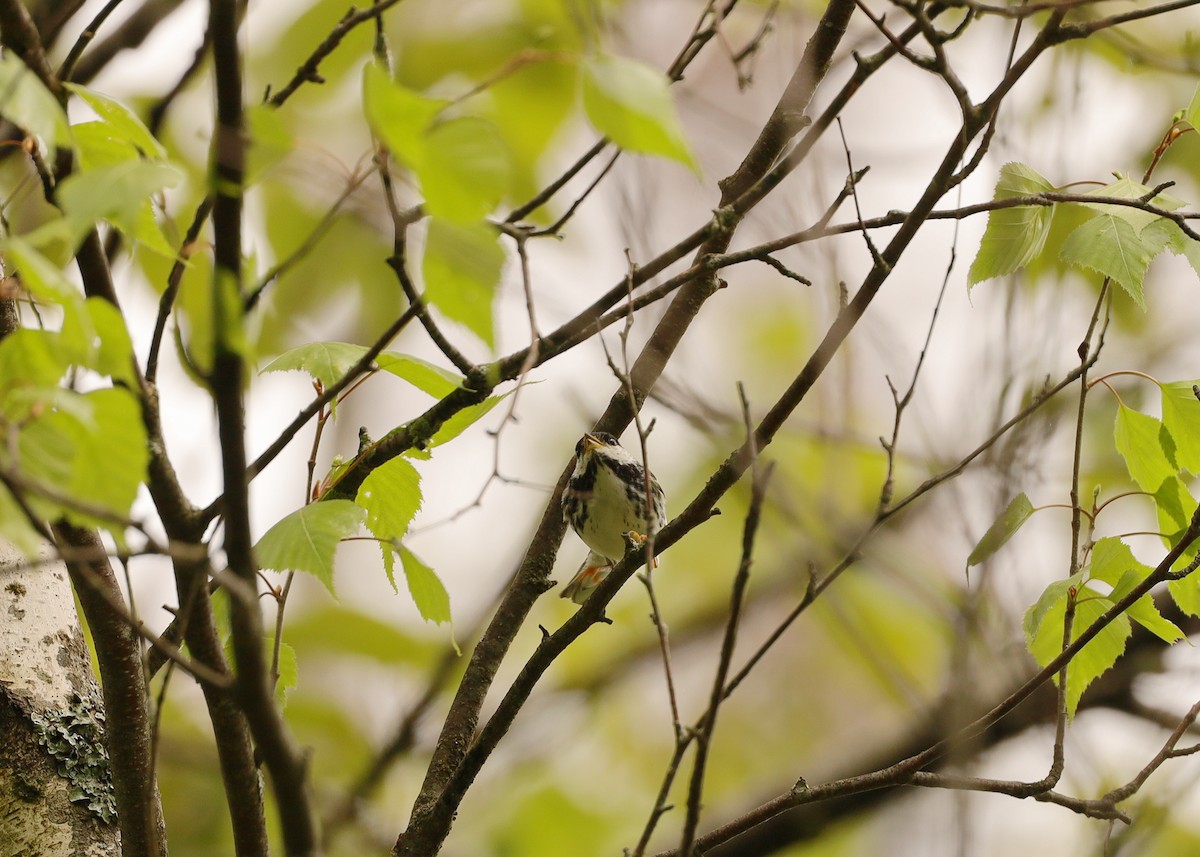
left=575, top=431, right=629, bottom=462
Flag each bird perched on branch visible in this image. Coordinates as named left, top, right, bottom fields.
left=561, top=431, right=666, bottom=604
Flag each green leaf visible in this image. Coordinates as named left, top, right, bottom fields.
left=967, top=162, right=1055, bottom=286
left=1184, top=82, right=1200, bottom=132
left=421, top=116, right=512, bottom=222
left=1078, top=177, right=1185, bottom=234
left=581, top=54, right=697, bottom=170
left=254, top=500, right=365, bottom=594
left=65, top=84, right=166, bottom=159
left=399, top=545, right=452, bottom=626
left=273, top=640, right=298, bottom=707
left=0, top=53, right=71, bottom=154
left=1026, top=584, right=1131, bottom=718
left=374, top=353, right=464, bottom=398
left=1089, top=538, right=1184, bottom=644
left=1088, top=537, right=1142, bottom=587
left=355, top=457, right=423, bottom=588
left=422, top=217, right=504, bottom=348
left=261, top=341, right=370, bottom=388
left=362, top=62, right=446, bottom=169
left=426, top=387, right=514, bottom=449
left=1114, top=404, right=1177, bottom=492
left=1162, top=381, right=1200, bottom=474
left=0, top=489, right=47, bottom=555
left=1023, top=572, right=1084, bottom=642
left=967, top=492, right=1035, bottom=566
left=1154, top=475, right=1196, bottom=538
left=1059, top=210, right=1173, bottom=308
left=56, top=160, right=180, bottom=256
left=1169, top=576, right=1200, bottom=617
left=0, top=329, right=70, bottom=399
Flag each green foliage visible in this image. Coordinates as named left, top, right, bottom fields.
left=254, top=500, right=366, bottom=594
left=355, top=457, right=423, bottom=588
left=967, top=492, right=1035, bottom=566
left=262, top=341, right=465, bottom=398
left=285, top=603, right=442, bottom=666
left=1113, top=403, right=1175, bottom=493
left=969, top=164, right=1200, bottom=309
left=399, top=544, right=452, bottom=627
left=422, top=217, right=506, bottom=348
left=65, top=84, right=167, bottom=159
left=580, top=54, right=697, bottom=171
left=0, top=52, right=71, bottom=154
left=1025, top=583, right=1130, bottom=719
left=967, top=162, right=1055, bottom=286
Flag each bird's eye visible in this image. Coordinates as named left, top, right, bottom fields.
left=606, top=435, right=618, bottom=445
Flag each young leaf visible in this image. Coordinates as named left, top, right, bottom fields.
left=356, top=457, right=423, bottom=588
left=425, top=388, right=514, bottom=449
left=1114, top=404, right=1176, bottom=493
left=65, top=84, right=166, bottom=159
left=362, top=62, right=445, bottom=169
left=1091, top=538, right=1184, bottom=643
left=420, top=116, right=513, bottom=223
left=399, top=545, right=452, bottom=626
left=1077, top=177, right=1184, bottom=233
left=56, top=160, right=181, bottom=255
left=1059, top=212, right=1172, bottom=309
left=1169, top=576, right=1200, bottom=617
left=1023, top=572, right=1084, bottom=642
left=581, top=54, right=697, bottom=171
left=1026, top=585, right=1131, bottom=718
left=967, top=162, right=1055, bottom=286
left=273, top=639, right=298, bottom=707
left=374, top=353, right=464, bottom=398
left=254, top=500, right=365, bottom=595
left=1161, top=381, right=1200, bottom=474
left=422, top=217, right=505, bottom=348
left=261, top=341, right=371, bottom=388
left=0, top=53, right=72, bottom=154
left=967, top=492, right=1035, bottom=566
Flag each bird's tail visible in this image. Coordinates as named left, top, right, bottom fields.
left=560, top=551, right=613, bottom=604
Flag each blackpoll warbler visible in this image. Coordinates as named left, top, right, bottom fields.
left=560, top=432, right=666, bottom=603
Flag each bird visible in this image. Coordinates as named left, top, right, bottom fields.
left=560, top=431, right=666, bottom=604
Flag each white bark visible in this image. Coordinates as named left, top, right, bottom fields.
left=0, top=540, right=118, bottom=856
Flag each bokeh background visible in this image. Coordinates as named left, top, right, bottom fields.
left=10, top=0, right=1200, bottom=854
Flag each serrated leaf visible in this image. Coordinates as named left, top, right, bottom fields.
left=1088, top=536, right=1142, bottom=587
left=1114, top=404, right=1177, bottom=492
left=1169, top=576, right=1200, bottom=617
left=1059, top=211, right=1172, bottom=308
left=65, top=84, right=166, bottom=159
left=374, top=353, right=464, bottom=398
left=1024, top=572, right=1084, bottom=641
left=1154, top=475, right=1196, bottom=538
left=1162, top=381, right=1200, bottom=474
left=254, top=500, right=365, bottom=594
left=967, top=162, right=1055, bottom=286
left=967, top=492, right=1035, bottom=566
left=273, top=640, right=298, bottom=707
left=1079, top=177, right=1184, bottom=232
left=356, top=457, right=423, bottom=589
left=1026, top=585, right=1130, bottom=718
left=261, top=341, right=370, bottom=388
left=421, top=116, right=512, bottom=223
left=399, top=545, right=451, bottom=626
left=1090, top=539, right=1184, bottom=643
left=0, top=53, right=71, bottom=154
left=582, top=54, right=697, bottom=171
left=422, top=217, right=504, bottom=348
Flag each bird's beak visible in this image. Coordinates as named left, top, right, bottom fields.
left=581, top=433, right=606, bottom=453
